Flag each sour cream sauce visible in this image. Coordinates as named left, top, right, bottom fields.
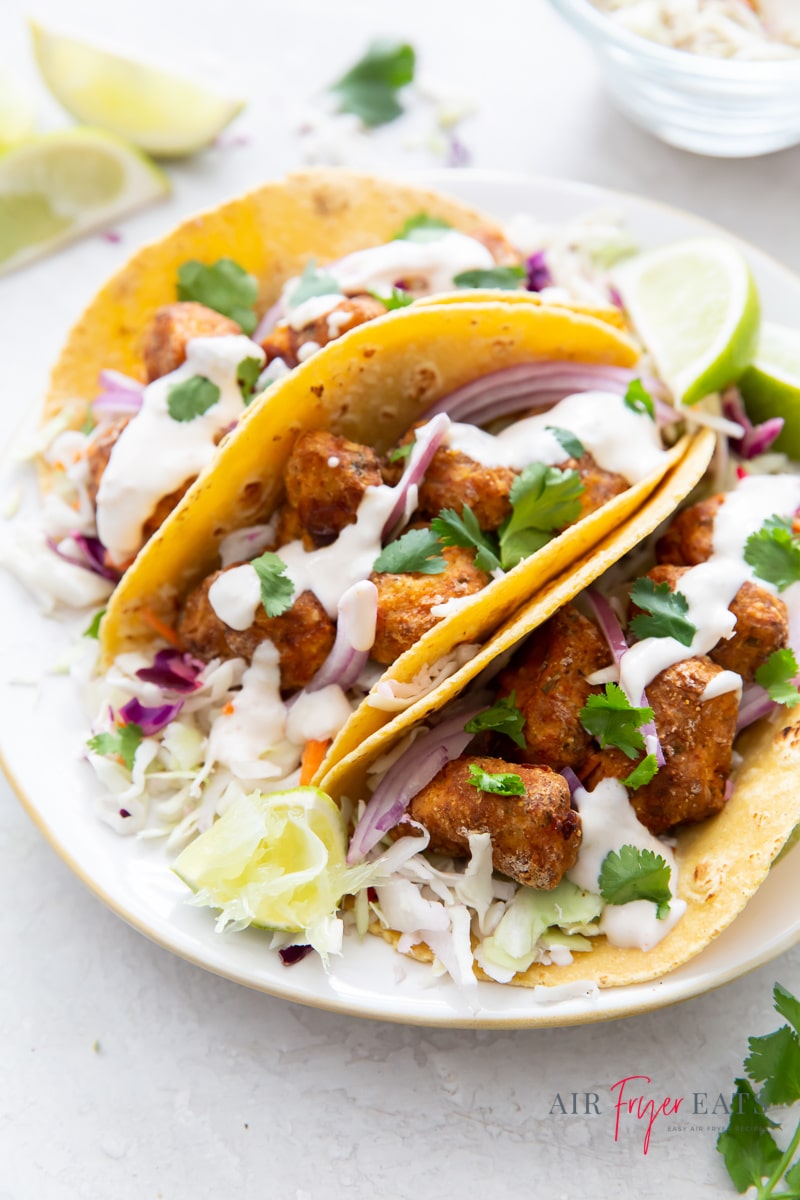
left=568, top=778, right=687, bottom=951
left=96, top=335, right=264, bottom=565
left=619, top=474, right=800, bottom=703
left=205, top=642, right=291, bottom=780
left=444, top=391, right=666, bottom=484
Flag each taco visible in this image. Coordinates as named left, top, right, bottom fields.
left=86, top=295, right=710, bottom=832
left=317, top=460, right=800, bottom=989
left=33, top=169, right=527, bottom=583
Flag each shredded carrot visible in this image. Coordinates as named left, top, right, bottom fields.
left=222, top=701, right=235, bottom=716
left=139, top=607, right=184, bottom=649
left=300, top=738, right=331, bottom=785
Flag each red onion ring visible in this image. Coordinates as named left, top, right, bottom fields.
left=307, top=581, right=378, bottom=692
left=382, top=413, right=450, bottom=541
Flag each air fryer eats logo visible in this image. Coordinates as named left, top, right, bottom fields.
left=549, top=1079, right=750, bottom=1155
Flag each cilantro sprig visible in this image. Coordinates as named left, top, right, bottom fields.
left=432, top=506, right=502, bottom=573
left=388, top=442, right=413, bottom=464
left=329, top=39, right=416, bottom=127
left=547, top=426, right=585, bottom=460
left=622, top=754, right=659, bottom=790
left=467, top=763, right=526, bottom=796
left=371, top=286, right=414, bottom=311
left=756, top=649, right=800, bottom=708
left=87, top=723, right=143, bottom=772
left=624, top=378, right=655, bottom=420
left=453, top=265, right=525, bottom=290
left=250, top=552, right=295, bottom=618
left=464, top=693, right=527, bottom=749
left=177, top=258, right=258, bottom=334
left=599, top=844, right=672, bottom=918
left=628, top=577, right=697, bottom=647
left=289, top=259, right=340, bottom=307
left=579, top=683, right=654, bottom=759
left=745, top=516, right=800, bottom=593
left=167, top=376, right=221, bottom=422
left=499, top=464, right=585, bottom=570
left=393, top=213, right=452, bottom=242
left=373, top=528, right=446, bottom=575
left=718, top=983, right=800, bottom=1198
left=83, top=608, right=106, bottom=639
left=237, top=356, right=263, bottom=405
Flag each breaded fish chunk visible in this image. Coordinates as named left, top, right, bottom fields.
left=283, top=431, right=382, bottom=548
left=496, top=604, right=611, bottom=771
left=142, top=302, right=242, bottom=382
left=407, top=755, right=581, bottom=889
left=178, top=570, right=335, bottom=692
left=655, top=495, right=724, bottom=566
left=260, top=294, right=387, bottom=368
left=416, top=445, right=516, bottom=531
left=584, top=656, right=738, bottom=835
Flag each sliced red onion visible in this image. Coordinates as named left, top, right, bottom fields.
left=447, top=134, right=471, bottom=168
left=254, top=299, right=285, bottom=342
left=736, top=683, right=777, bottom=732
left=525, top=251, right=553, bottom=292
left=307, top=581, right=378, bottom=692
left=280, top=944, right=312, bottom=965
left=585, top=588, right=665, bottom=768
left=560, top=766, right=582, bottom=797
left=724, top=779, right=734, bottom=804
left=47, top=534, right=121, bottom=582
left=136, top=649, right=205, bottom=693
left=347, top=704, right=484, bottom=863
left=93, top=370, right=144, bottom=418
left=422, top=362, right=670, bottom=427
left=382, top=413, right=450, bottom=540
left=722, top=387, right=784, bottom=460
left=118, top=697, right=184, bottom=735
left=609, top=285, right=625, bottom=310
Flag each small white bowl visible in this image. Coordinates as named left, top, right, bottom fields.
left=549, top=0, right=800, bottom=156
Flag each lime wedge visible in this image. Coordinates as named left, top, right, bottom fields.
left=739, top=322, right=800, bottom=460
left=611, top=237, right=760, bottom=405
left=0, top=68, right=36, bottom=151
left=31, top=20, right=245, bottom=158
left=0, top=127, right=169, bottom=276
left=173, top=788, right=351, bottom=933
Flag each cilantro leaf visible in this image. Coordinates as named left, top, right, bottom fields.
left=87, top=723, right=144, bottom=772
left=80, top=411, right=96, bottom=436
left=289, top=259, right=340, bottom=307
left=250, top=552, right=295, bottom=618
left=371, top=286, right=414, bottom=310
left=499, top=464, right=585, bottom=570
left=389, top=442, right=413, bottom=464
left=624, top=378, right=655, bottom=420
left=237, top=356, right=263, bottom=405
left=393, top=213, right=452, bottom=242
left=431, top=505, right=502, bottom=573
left=547, top=426, right=585, bottom=460
left=775, top=983, right=800, bottom=1038
left=579, top=683, right=653, bottom=760
left=622, top=754, right=659, bottom=790
left=176, top=258, right=258, bottom=334
left=744, top=516, right=800, bottom=593
left=746, top=1025, right=800, bottom=1108
left=756, top=649, right=800, bottom=708
left=628, top=577, right=697, bottom=647
left=467, top=763, right=526, bottom=796
left=464, top=692, right=527, bottom=749
left=83, top=608, right=106, bottom=639
left=717, top=1078, right=782, bottom=1195
left=329, top=39, right=415, bottom=128
left=453, top=266, right=525, bottom=290
left=167, top=376, right=221, bottom=422
left=373, top=528, right=446, bottom=575
left=599, top=844, right=672, bottom=917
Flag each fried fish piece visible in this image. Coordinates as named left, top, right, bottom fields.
left=637, top=564, right=789, bottom=682
left=283, top=431, right=382, bottom=548
left=406, top=755, right=581, bottom=889
left=583, top=656, right=738, bottom=835
left=178, top=569, right=335, bottom=692
left=261, top=294, right=387, bottom=368
left=655, top=495, right=724, bottom=566
left=142, top=302, right=242, bottom=382
left=566, top=453, right=628, bottom=523
left=496, top=604, right=611, bottom=771
left=416, top=444, right=516, bottom=530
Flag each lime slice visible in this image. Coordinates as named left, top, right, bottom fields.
left=0, top=68, right=36, bottom=151
left=0, top=127, right=169, bottom=276
left=173, top=788, right=351, bottom=933
left=611, top=237, right=760, bottom=405
left=31, top=20, right=245, bottom=157
left=739, top=323, right=800, bottom=460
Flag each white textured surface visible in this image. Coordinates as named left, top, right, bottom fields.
left=2, top=0, right=800, bottom=1196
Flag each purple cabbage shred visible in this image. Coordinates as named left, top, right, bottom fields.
left=279, top=944, right=313, bottom=966
left=136, top=649, right=205, bottom=693
left=525, top=250, right=553, bottom=293
left=117, top=697, right=184, bottom=735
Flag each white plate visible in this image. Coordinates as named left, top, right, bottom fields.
left=2, top=170, right=799, bottom=1029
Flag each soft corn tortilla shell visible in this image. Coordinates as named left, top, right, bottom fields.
left=100, top=302, right=689, bottom=776
left=413, top=289, right=628, bottom=331
left=319, top=429, right=800, bottom=989
left=43, top=168, right=517, bottom=422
